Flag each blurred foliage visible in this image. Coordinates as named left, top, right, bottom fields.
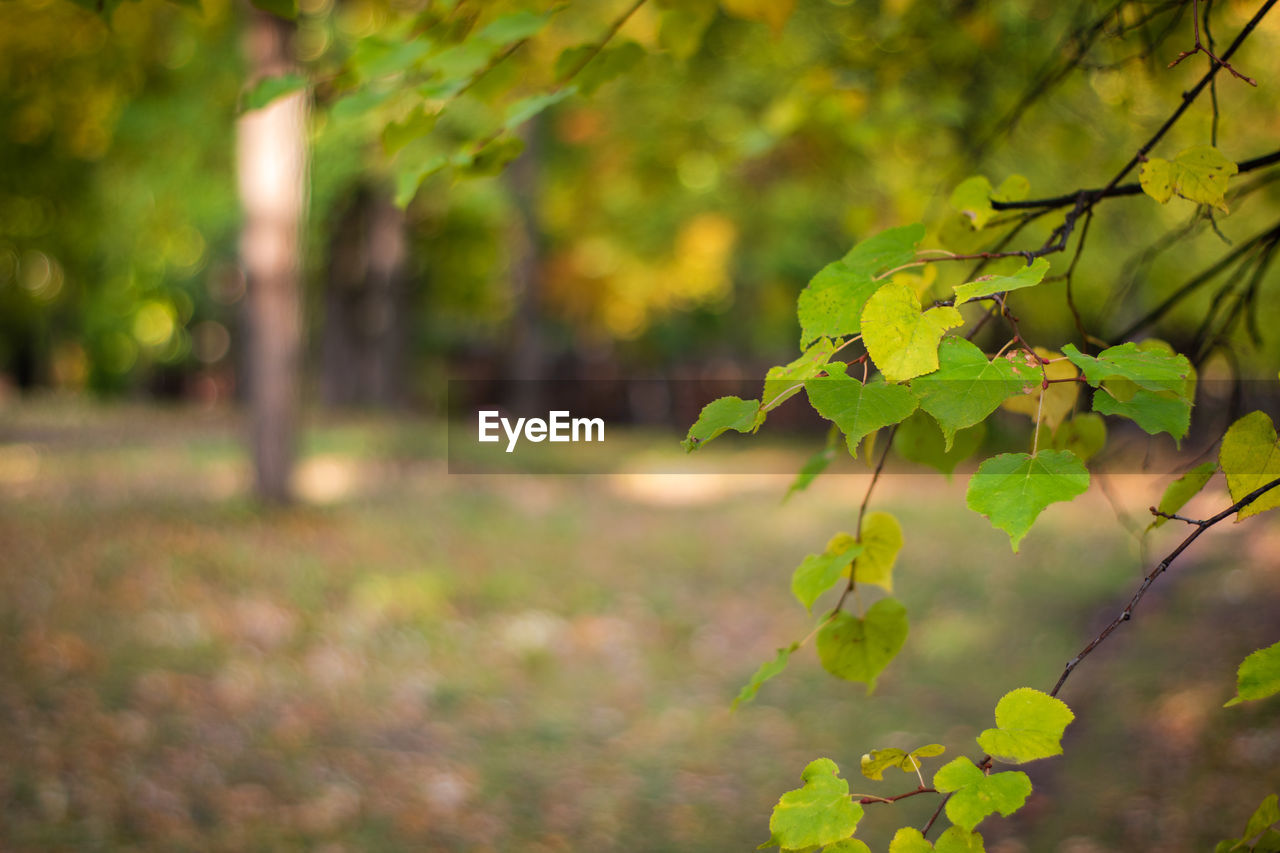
left=0, top=0, right=242, bottom=393
left=4, top=0, right=1280, bottom=394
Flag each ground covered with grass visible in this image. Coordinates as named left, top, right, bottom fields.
left=1, top=401, right=1277, bottom=851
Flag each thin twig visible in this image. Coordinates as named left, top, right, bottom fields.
left=832, top=430, right=897, bottom=614
left=1167, top=0, right=1257, bottom=84
left=1050, top=475, right=1280, bottom=697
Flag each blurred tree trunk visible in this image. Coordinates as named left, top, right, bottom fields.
left=319, top=184, right=409, bottom=408
left=236, top=9, right=306, bottom=504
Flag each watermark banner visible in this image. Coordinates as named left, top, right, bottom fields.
left=446, top=378, right=1280, bottom=476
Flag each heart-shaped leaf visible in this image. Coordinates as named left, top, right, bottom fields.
left=1218, top=411, right=1280, bottom=521
left=976, top=687, right=1075, bottom=763
left=762, top=758, right=864, bottom=850
left=861, top=284, right=964, bottom=382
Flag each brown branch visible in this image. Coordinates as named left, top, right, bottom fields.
left=922, top=793, right=951, bottom=836
left=1112, top=218, right=1280, bottom=342
left=989, top=147, right=1280, bottom=213
left=857, top=786, right=937, bottom=806
left=1049, top=475, right=1280, bottom=698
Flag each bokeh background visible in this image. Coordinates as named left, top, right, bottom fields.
left=2, top=0, right=1279, bottom=850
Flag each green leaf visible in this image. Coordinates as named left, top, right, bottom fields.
left=1044, top=413, right=1107, bottom=463
left=765, top=338, right=839, bottom=412
left=797, top=264, right=879, bottom=349
left=732, top=643, right=799, bottom=711
left=861, top=284, right=964, bottom=382
left=1256, top=829, right=1280, bottom=853
left=966, top=451, right=1090, bottom=552
left=911, top=338, right=1038, bottom=448
left=792, top=534, right=863, bottom=612
left=1151, top=461, right=1217, bottom=529
left=1219, top=411, right=1280, bottom=521
left=683, top=396, right=764, bottom=452
left=1092, top=387, right=1191, bottom=441
left=853, top=512, right=903, bottom=592
left=935, top=827, right=987, bottom=853
left=658, top=0, right=718, bottom=59
left=1242, top=795, right=1280, bottom=847
left=932, top=757, right=1032, bottom=833
left=555, top=41, right=646, bottom=94
left=993, top=174, right=1030, bottom=202
left=393, top=151, right=451, bottom=207
left=823, top=840, right=873, bottom=853
left=860, top=744, right=944, bottom=780
left=763, top=758, right=864, bottom=851
left=888, top=826, right=986, bottom=853
left=976, top=687, right=1075, bottom=764
left=241, top=73, right=306, bottom=113
left=816, top=599, right=909, bottom=693
left=840, top=223, right=928, bottom=272
left=426, top=39, right=495, bottom=80
left=893, top=412, right=985, bottom=478
left=890, top=827, right=936, bottom=853
left=353, top=37, right=435, bottom=81
left=785, top=427, right=840, bottom=502
left=1139, top=145, right=1238, bottom=212
left=462, top=134, right=526, bottom=177
left=382, top=107, right=438, bottom=156
left=796, top=225, right=926, bottom=348
left=953, top=258, right=1051, bottom=306
left=805, top=370, right=919, bottom=457
left=476, top=9, right=553, bottom=43
left=950, top=176, right=995, bottom=229
left=504, top=88, right=576, bottom=130
left=250, top=0, right=296, bottom=19
left=1225, top=641, right=1280, bottom=707
left=329, top=85, right=397, bottom=122
left=1061, top=342, right=1192, bottom=395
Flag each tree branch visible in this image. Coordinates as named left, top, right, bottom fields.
left=990, top=147, right=1280, bottom=212
left=1049, top=475, right=1280, bottom=698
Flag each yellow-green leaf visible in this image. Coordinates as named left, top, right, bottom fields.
left=1139, top=145, right=1238, bottom=213
left=764, top=338, right=838, bottom=412
left=933, top=757, right=1031, bottom=832
left=860, top=744, right=944, bottom=780
left=976, top=687, right=1075, bottom=764
left=1218, top=411, right=1280, bottom=521
left=861, top=284, right=964, bottom=382
left=1225, top=640, right=1280, bottom=707
left=683, top=396, right=764, bottom=452
left=993, top=174, right=1030, bottom=202
left=953, top=258, right=1050, bottom=306
left=852, top=512, right=903, bottom=592
left=732, top=642, right=799, bottom=711
left=792, top=533, right=863, bottom=612
left=763, top=758, right=864, bottom=851
left=816, top=599, right=908, bottom=694
left=951, top=176, right=995, bottom=229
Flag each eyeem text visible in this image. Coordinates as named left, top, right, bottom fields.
left=477, top=410, right=605, bottom=452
